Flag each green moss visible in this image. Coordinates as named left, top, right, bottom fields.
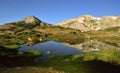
left=3, top=45, right=20, bottom=49
left=23, top=50, right=42, bottom=57
left=80, top=49, right=120, bottom=65
left=83, top=54, right=96, bottom=61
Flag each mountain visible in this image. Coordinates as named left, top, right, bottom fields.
left=1, top=15, right=120, bottom=33
left=19, top=16, right=40, bottom=23
left=0, top=16, right=50, bottom=35
left=56, top=15, right=120, bottom=32
left=0, top=16, right=49, bottom=28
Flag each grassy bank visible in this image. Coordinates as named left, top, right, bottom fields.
left=40, top=49, right=120, bottom=73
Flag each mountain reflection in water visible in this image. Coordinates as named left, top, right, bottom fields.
left=19, top=41, right=84, bottom=61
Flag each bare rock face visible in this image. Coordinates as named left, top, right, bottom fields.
left=56, top=15, right=120, bottom=32
left=22, top=16, right=40, bottom=23
left=16, top=16, right=51, bottom=27
left=116, top=16, right=120, bottom=25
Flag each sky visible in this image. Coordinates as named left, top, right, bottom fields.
left=0, top=0, right=120, bottom=24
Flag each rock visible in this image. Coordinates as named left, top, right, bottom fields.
left=22, top=16, right=40, bottom=23
left=90, top=48, right=100, bottom=52
left=16, top=67, right=21, bottom=70
left=39, top=38, right=42, bottom=42
left=47, top=51, right=51, bottom=54
left=26, top=37, right=33, bottom=46
left=63, top=40, right=118, bottom=52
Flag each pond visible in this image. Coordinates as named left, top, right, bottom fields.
left=19, top=41, right=84, bottom=61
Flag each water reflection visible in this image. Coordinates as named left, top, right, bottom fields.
left=19, top=41, right=84, bottom=61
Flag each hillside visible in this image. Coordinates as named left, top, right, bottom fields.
left=0, top=16, right=50, bottom=35
left=56, top=15, right=120, bottom=32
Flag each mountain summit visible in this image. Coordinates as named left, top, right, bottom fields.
left=18, top=16, right=49, bottom=27
left=20, top=16, right=41, bottom=23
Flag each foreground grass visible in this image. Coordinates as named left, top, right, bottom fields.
left=40, top=49, right=120, bottom=73
left=0, top=67, right=65, bottom=73
left=0, top=49, right=120, bottom=73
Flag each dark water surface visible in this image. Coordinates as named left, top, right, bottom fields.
left=19, top=41, right=84, bottom=61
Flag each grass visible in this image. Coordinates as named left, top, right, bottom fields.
left=0, top=67, right=65, bottom=73
left=40, top=49, right=120, bottom=73
left=23, top=50, right=42, bottom=57
left=0, top=49, right=120, bottom=73
left=33, top=26, right=88, bottom=44
left=1, top=60, right=119, bottom=73
left=85, top=30, right=120, bottom=47
left=81, top=49, right=120, bottom=65
left=0, top=25, right=87, bottom=47
left=3, top=45, right=20, bottom=49
left=104, top=26, right=120, bottom=32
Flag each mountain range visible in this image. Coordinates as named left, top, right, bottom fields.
left=0, top=15, right=120, bottom=32
left=56, top=15, right=120, bottom=32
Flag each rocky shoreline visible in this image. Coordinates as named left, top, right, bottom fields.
left=62, top=40, right=119, bottom=52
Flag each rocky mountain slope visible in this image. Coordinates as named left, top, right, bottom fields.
left=0, top=16, right=50, bottom=35
left=56, top=15, right=120, bottom=32
left=63, top=39, right=120, bottom=52
left=1, top=15, right=120, bottom=32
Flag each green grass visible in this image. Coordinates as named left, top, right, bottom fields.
left=0, top=49, right=120, bottom=73
left=3, top=45, right=20, bottom=49
left=0, top=67, right=65, bottom=73
left=39, top=49, right=120, bottom=73
left=23, top=50, right=42, bottom=57
left=81, top=49, right=120, bottom=65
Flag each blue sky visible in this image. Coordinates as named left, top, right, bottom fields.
left=0, top=0, right=120, bottom=24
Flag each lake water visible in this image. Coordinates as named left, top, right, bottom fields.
left=19, top=41, right=84, bottom=61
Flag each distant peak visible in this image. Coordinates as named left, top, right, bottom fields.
left=77, top=15, right=94, bottom=19
left=24, top=15, right=38, bottom=20
left=83, top=15, right=93, bottom=17
left=22, top=15, right=40, bottom=23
